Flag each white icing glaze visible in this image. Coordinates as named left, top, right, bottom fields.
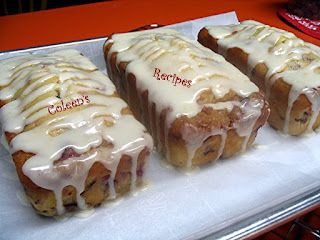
left=206, top=20, right=320, bottom=134
left=0, top=49, right=153, bottom=215
left=236, top=97, right=264, bottom=152
left=106, top=29, right=265, bottom=166
left=182, top=127, right=226, bottom=168
left=74, top=208, right=95, bottom=218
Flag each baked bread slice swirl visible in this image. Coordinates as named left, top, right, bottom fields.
left=198, top=20, right=320, bottom=135
left=104, top=29, right=269, bottom=168
left=0, top=49, right=153, bottom=216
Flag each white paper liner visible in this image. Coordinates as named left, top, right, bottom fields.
left=0, top=12, right=319, bottom=240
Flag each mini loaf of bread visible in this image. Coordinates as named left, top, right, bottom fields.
left=198, top=20, right=320, bottom=135
left=104, top=29, right=269, bottom=168
left=0, top=49, right=153, bottom=216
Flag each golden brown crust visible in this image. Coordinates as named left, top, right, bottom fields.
left=104, top=37, right=269, bottom=167
left=2, top=72, right=150, bottom=217
left=6, top=126, right=149, bottom=216
left=198, top=27, right=320, bottom=135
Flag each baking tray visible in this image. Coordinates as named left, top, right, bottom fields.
left=257, top=208, right=320, bottom=239
left=0, top=12, right=319, bottom=240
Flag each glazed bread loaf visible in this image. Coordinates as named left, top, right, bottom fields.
left=104, top=29, right=269, bottom=168
left=198, top=20, right=320, bottom=135
left=0, top=49, right=153, bottom=216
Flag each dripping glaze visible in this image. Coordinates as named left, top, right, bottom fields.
left=0, top=49, right=153, bottom=215
left=105, top=29, right=266, bottom=167
left=206, top=20, right=320, bottom=134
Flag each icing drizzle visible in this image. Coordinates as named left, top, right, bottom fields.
left=106, top=29, right=265, bottom=167
left=206, top=20, right=320, bottom=134
left=0, top=49, right=153, bottom=215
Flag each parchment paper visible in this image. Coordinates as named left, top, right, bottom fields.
left=0, top=12, right=319, bottom=240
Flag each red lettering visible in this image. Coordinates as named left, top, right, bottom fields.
left=172, top=74, right=176, bottom=83
left=47, top=96, right=91, bottom=116
left=66, top=102, right=72, bottom=109
left=174, top=76, right=181, bottom=86
left=78, top=98, right=84, bottom=105
left=56, top=106, right=62, bottom=112
left=152, top=68, right=191, bottom=88
left=61, top=100, right=67, bottom=111
left=72, top=100, right=77, bottom=107
left=84, top=95, right=90, bottom=103
left=48, top=105, right=55, bottom=115
left=153, top=68, right=161, bottom=80
left=161, top=73, right=167, bottom=80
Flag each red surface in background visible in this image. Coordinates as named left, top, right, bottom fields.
left=278, top=8, right=320, bottom=40
left=0, top=0, right=319, bottom=52
left=0, top=0, right=319, bottom=238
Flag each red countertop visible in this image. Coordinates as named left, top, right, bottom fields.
left=0, top=0, right=319, bottom=239
left=0, top=0, right=319, bottom=52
